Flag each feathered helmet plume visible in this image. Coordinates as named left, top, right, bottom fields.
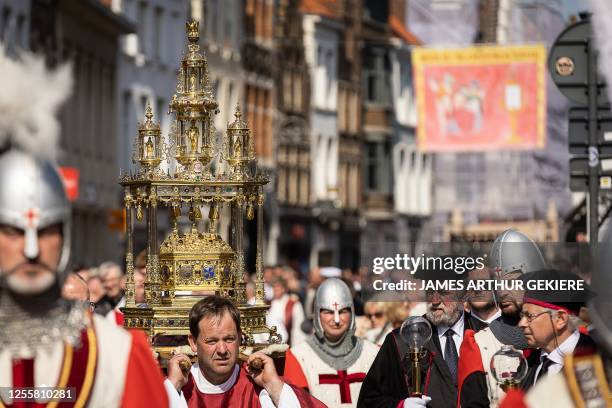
left=0, top=45, right=73, bottom=161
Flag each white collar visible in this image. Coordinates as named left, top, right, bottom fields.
left=541, top=330, right=580, bottom=365
left=437, top=314, right=465, bottom=337
left=191, top=363, right=240, bottom=394
left=471, top=308, right=502, bottom=324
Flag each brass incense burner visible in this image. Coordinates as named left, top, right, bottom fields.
left=120, top=20, right=280, bottom=359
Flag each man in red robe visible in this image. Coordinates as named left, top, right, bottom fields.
left=165, top=296, right=325, bottom=407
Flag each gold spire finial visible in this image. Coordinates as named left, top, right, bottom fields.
left=186, top=20, right=199, bottom=43
left=234, top=103, right=242, bottom=120
left=145, top=103, right=154, bottom=123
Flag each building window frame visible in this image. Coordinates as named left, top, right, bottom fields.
left=364, top=136, right=392, bottom=195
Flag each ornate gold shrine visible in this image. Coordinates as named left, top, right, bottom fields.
left=119, top=20, right=279, bottom=355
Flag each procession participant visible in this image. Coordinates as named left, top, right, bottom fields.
left=358, top=263, right=486, bottom=408
left=166, top=296, right=325, bottom=407
left=62, top=272, right=95, bottom=311
left=269, top=276, right=307, bottom=347
left=458, top=229, right=544, bottom=407
left=465, top=266, right=500, bottom=326
left=0, top=46, right=168, bottom=407
left=363, top=298, right=392, bottom=346
left=96, top=261, right=126, bottom=324
left=518, top=269, right=595, bottom=390
left=284, top=278, right=379, bottom=407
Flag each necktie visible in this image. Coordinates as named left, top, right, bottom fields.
left=536, top=357, right=555, bottom=382
left=444, top=329, right=458, bottom=382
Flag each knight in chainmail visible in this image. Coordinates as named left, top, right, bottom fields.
left=0, top=46, right=167, bottom=407
left=283, top=278, right=379, bottom=407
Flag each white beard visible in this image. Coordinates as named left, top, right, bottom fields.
left=6, top=273, right=55, bottom=295
left=426, top=303, right=463, bottom=326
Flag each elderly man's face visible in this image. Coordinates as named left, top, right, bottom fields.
left=0, top=224, right=62, bottom=295
left=425, top=289, right=464, bottom=326
left=188, top=312, right=240, bottom=385
left=102, top=268, right=124, bottom=298
left=518, top=303, right=561, bottom=349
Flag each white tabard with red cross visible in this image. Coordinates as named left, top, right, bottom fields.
left=288, top=339, right=379, bottom=407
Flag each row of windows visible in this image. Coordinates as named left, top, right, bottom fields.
left=245, top=85, right=273, bottom=160
left=338, top=86, right=360, bottom=134
left=204, top=0, right=238, bottom=48
left=245, top=0, right=274, bottom=42
left=338, top=162, right=360, bottom=210
left=61, top=44, right=117, bottom=206
left=277, top=165, right=310, bottom=206
left=363, top=47, right=392, bottom=105
left=364, top=140, right=392, bottom=194
left=119, top=0, right=184, bottom=65
left=278, top=160, right=359, bottom=210
left=281, top=70, right=304, bottom=113
left=314, top=43, right=336, bottom=110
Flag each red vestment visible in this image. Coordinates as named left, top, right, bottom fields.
left=180, top=364, right=326, bottom=408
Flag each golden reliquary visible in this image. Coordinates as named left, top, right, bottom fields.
left=119, top=20, right=282, bottom=363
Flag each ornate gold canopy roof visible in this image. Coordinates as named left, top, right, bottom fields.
left=119, top=20, right=276, bottom=356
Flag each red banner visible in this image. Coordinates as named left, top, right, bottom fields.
left=413, top=45, right=547, bottom=152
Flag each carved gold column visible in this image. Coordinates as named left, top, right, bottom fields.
left=148, top=186, right=160, bottom=306
left=255, top=188, right=265, bottom=305
left=233, top=198, right=246, bottom=304
left=125, top=187, right=135, bottom=307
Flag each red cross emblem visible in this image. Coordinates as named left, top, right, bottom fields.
left=318, top=370, right=366, bottom=403
left=23, top=208, right=39, bottom=228
left=332, top=301, right=339, bottom=311
left=494, top=266, right=502, bottom=277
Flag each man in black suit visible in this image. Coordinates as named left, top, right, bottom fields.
left=519, top=269, right=595, bottom=391
left=357, top=264, right=486, bottom=408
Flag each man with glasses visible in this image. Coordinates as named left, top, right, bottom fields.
left=518, top=269, right=595, bottom=390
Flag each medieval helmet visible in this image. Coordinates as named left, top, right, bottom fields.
left=490, top=229, right=546, bottom=277
left=0, top=149, right=71, bottom=283
left=0, top=44, right=73, bottom=288
left=313, top=278, right=355, bottom=340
